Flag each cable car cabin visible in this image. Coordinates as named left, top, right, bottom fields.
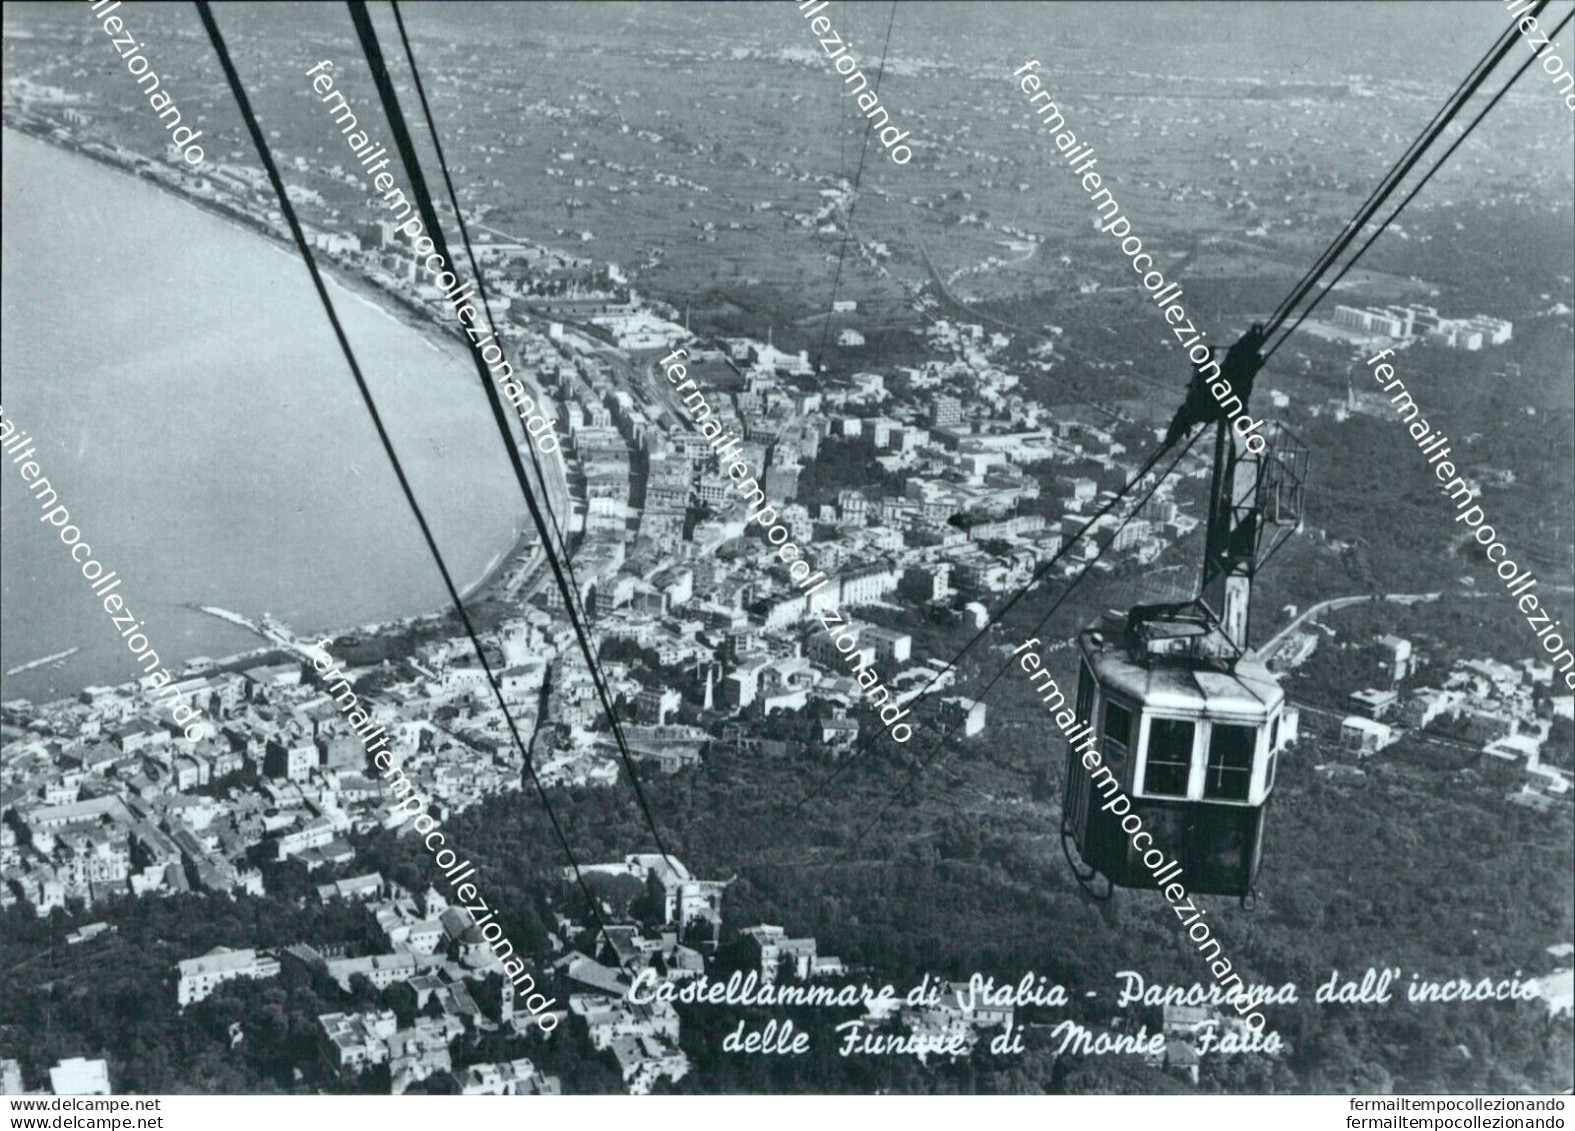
left=1062, top=622, right=1284, bottom=898
left=1056, top=342, right=1307, bottom=903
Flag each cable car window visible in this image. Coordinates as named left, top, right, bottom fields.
left=1102, top=701, right=1132, bottom=772
left=1076, top=661, right=1095, bottom=732
left=1103, top=701, right=1132, bottom=748
left=1205, top=724, right=1257, bottom=802
left=1269, top=715, right=1280, bottom=752
left=1266, top=748, right=1278, bottom=792
left=1144, top=717, right=1194, bottom=797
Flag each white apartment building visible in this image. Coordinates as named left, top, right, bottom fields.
left=175, top=946, right=281, bottom=1007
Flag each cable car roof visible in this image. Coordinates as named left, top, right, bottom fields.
left=1078, top=628, right=1284, bottom=721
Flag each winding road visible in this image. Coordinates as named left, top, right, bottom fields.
left=1261, top=592, right=1441, bottom=659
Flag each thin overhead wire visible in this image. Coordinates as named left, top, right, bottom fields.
left=824, top=429, right=1203, bottom=866
left=782, top=437, right=1177, bottom=819
left=811, top=0, right=898, bottom=376
left=875, top=2, right=1556, bottom=781
left=821, top=5, right=1560, bottom=855
left=345, top=0, right=678, bottom=869
left=1265, top=4, right=1575, bottom=363
left=193, top=0, right=625, bottom=955
left=1265, top=11, right=1534, bottom=332
left=387, top=0, right=592, bottom=633
left=1263, top=1, right=1548, bottom=341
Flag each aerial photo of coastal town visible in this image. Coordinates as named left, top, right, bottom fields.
left=1, top=0, right=1572, bottom=1105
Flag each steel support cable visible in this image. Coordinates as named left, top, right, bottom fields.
left=906, top=9, right=1556, bottom=753
left=836, top=1, right=847, bottom=187
left=811, top=0, right=898, bottom=375
left=1264, top=4, right=1575, bottom=365
left=775, top=7, right=1545, bottom=843
left=835, top=1, right=1569, bottom=865
left=193, top=1, right=629, bottom=961
left=1265, top=9, right=1536, bottom=331
left=344, top=1, right=679, bottom=869
left=779, top=437, right=1177, bottom=820
left=824, top=431, right=1203, bottom=868
left=1263, top=2, right=1549, bottom=340
left=387, top=0, right=590, bottom=632
left=812, top=0, right=1524, bottom=771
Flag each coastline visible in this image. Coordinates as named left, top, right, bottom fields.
left=2, top=125, right=484, bottom=386
left=1, top=124, right=546, bottom=705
